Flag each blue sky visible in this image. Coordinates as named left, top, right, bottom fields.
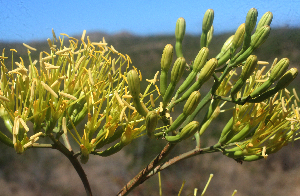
left=0, top=0, right=300, bottom=42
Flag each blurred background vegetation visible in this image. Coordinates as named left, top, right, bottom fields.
left=0, top=27, right=300, bottom=195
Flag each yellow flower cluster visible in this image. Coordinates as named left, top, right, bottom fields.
left=0, top=30, right=159, bottom=160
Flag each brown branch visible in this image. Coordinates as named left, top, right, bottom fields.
left=117, top=142, right=176, bottom=196
left=49, top=134, right=93, bottom=196
left=145, top=145, right=220, bottom=180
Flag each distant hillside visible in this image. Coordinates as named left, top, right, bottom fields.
left=0, top=28, right=300, bottom=196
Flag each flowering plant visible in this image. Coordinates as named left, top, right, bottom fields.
left=0, top=8, right=299, bottom=196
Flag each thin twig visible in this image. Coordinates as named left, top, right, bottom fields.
left=117, top=142, right=176, bottom=196
left=145, top=145, right=220, bottom=181
left=48, top=134, right=93, bottom=196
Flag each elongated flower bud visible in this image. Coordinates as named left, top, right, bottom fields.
left=269, top=58, right=289, bottom=82
left=193, top=47, right=209, bottom=73
left=202, top=9, right=214, bottom=33
left=201, top=9, right=214, bottom=48
left=161, top=44, right=174, bottom=71
left=165, top=121, right=200, bottom=143
left=175, top=18, right=186, bottom=57
left=178, top=121, right=200, bottom=141
left=245, top=8, right=258, bottom=34
left=197, top=58, right=218, bottom=84
left=231, top=55, right=258, bottom=97
left=127, top=69, right=140, bottom=98
left=171, top=57, right=186, bottom=84
left=241, top=55, right=258, bottom=80
left=175, top=17, right=186, bottom=42
left=160, top=44, right=174, bottom=97
left=231, top=23, right=245, bottom=51
left=183, top=91, right=201, bottom=115
left=275, top=68, right=298, bottom=89
left=256, top=11, right=273, bottom=32
left=207, top=25, right=214, bottom=46
left=250, top=25, right=270, bottom=49
left=219, top=35, right=234, bottom=56
left=175, top=48, right=209, bottom=96
left=145, top=111, right=158, bottom=138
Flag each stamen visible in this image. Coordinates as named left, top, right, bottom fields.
left=19, top=118, right=29, bottom=132
left=41, top=81, right=58, bottom=98
left=88, top=68, right=94, bottom=86
left=51, top=76, right=66, bottom=88
left=47, top=38, right=53, bottom=48
left=281, top=97, right=287, bottom=113
left=120, top=106, right=127, bottom=122
left=52, top=29, right=58, bottom=42
left=59, top=92, right=77, bottom=100
left=122, top=95, right=133, bottom=99
left=150, top=94, right=155, bottom=108
left=23, top=43, right=37, bottom=51
left=115, top=91, right=124, bottom=107
left=121, top=99, right=135, bottom=110
left=23, top=137, right=39, bottom=149
left=140, top=101, right=149, bottom=113
left=91, top=42, right=108, bottom=47
left=62, top=117, right=67, bottom=134
left=0, top=95, right=10, bottom=102
left=13, top=117, right=20, bottom=135
left=55, top=47, right=72, bottom=55
left=262, top=146, right=268, bottom=159
left=110, top=45, right=118, bottom=53
left=42, top=55, right=56, bottom=61
left=29, top=132, right=43, bottom=140
left=81, top=30, right=86, bottom=42
left=257, top=61, right=269, bottom=65
left=75, top=55, right=86, bottom=71
left=293, top=88, right=300, bottom=102
left=112, top=58, right=116, bottom=75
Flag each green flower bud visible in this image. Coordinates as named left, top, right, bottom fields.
left=215, top=35, right=234, bottom=63
left=178, top=121, right=200, bottom=141
left=175, top=48, right=209, bottom=96
left=171, top=57, right=186, bottom=84
left=207, top=25, right=214, bottom=47
left=275, top=67, right=298, bottom=90
left=250, top=25, right=270, bottom=49
left=256, top=11, right=273, bottom=32
left=200, top=9, right=214, bottom=48
left=193, top=47, right=209, bottom=73
left=175, top=17, right=186, bottom=42
left=218, top=35, right=234, bottom=57
left=161, top=44, right=174, bottom=71
left=145, top=111, right=158, bottom=138
left=231, top=55, right=258, bottom=97
left=160, top=44, right=174, bottom=97
left=231, top=23, right=245, bottom=51
left=241, top=55, right=258, bottom=80
left=243, top=155, right=263, bottom=162
left=250, top=67, right=297, bottom=100
left=127, top=69, right=140, bottom=98
left=165, top=121, right=199, bottom=143
left=202, top=9, right=214, bottom=33
left=183, top=91, right=201, bottom=116
left=175, top=58, right=217, bottom=104
left=197, top=58, right=218, bottom=84
left=245, top=8, right=258, bottom=34
left=269, top=58, right=289, bottom=82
